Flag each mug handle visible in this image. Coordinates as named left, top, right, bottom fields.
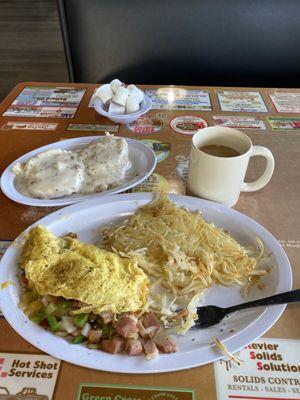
left=241, top=146, right=275, bottom=192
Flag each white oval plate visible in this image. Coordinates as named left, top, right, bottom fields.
left=0, top=136, right=156, bottom=207
left=0, top=193, right=292, bottom=374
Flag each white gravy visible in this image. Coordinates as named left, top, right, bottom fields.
left=13, top=135, right=131, bottom=199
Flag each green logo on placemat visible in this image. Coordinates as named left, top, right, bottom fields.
left=77, top=383, right=195, bottom=400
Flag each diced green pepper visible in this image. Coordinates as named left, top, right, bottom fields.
left=47, top=315, right=59, bottom=332
left=71, top=335, right=86, bottom=344
left=30, top=310, right=46, bottom=324
left=101, top=325, right=114, bottom=339
left=45, top=303, right=57, bottom=315
left=74, top=314, right=89, bottom=328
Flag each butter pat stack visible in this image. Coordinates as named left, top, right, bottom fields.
left=95, top=79, right=144, bottom=115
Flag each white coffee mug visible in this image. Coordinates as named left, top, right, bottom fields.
left=187, top=126, right=275, bottom=207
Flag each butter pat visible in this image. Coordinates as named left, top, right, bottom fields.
left=95, top=84, right=113, bottom=104
left=128, top=84, right=144, bottom=103
left=112, top=86, right=129, bottom=107
left=110, top=79, right=124, bottom=94
left=108, top=101, right=126, bottom=114
left=126, top=94, right=140, bottom=114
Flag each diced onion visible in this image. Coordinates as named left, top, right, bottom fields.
left=61, top=316, right=76, bottom=333
left=81, top=322, right=92, bottom=337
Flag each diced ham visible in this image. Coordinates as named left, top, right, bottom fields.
left=142, top=312, right=160, bottom=329
left=125, top=339, right=143, bottom=356
left=137, top=320, right=148, bottom=338
left=137, top=321, right=158, bottom=339
left=138, top=312, right=160, bottom=339
left=155, top=337, right=178, bottom=353
left=101, top=337, right=125, bottom=354
left=100, top=311, right=113, bottom=324
left=114, top=317, right=139, bottom=338
left=146, top=326, right=159, bottom=339
left=70, top=328, right=82, bottom=337
left=143, top=339, right=159, bottom=360
left=40, top=319, right=49, bottom=328
left=88, top=329, right=102, bottom=344
left=116, top=312, right=138, bottom=323
left=20, top=276, right=29, bottom=287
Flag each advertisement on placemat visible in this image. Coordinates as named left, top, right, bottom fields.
left=126, top=113, right=165, bottom=134
left=269, top=92, right=300, bottom=113
left=213, top=115, right=266, bottom=130
left=145, top=88, right=212, bottom=111
left=9, top=87, right=85, bottom=107
left=131, top=173, right=170, bottom=193
left=170, top=115, right=208, bottom=134
left=140, top=139, right=170, bottom=163
left=3, top=106, right=77, bottom=118
left=217, top=91, right=268, bottom=112
left=0, top=121, right=58, bottom=131
left=214, top=338, right=300, bottom=400
left=0, top=353, right=60, bottom=400
left=268, top=117, right=300, bottom=130
left=88, top=88, right=97, bottom=108
left=279, top=239, right=300, bottom=249
left=3, top=87, right=86, bottom=118
left=77, top=383, right=195, bottom=400
left=67, top=123, right=119, bottom=133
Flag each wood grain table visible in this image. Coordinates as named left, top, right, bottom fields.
left=0, top=82, right=299, bottom=400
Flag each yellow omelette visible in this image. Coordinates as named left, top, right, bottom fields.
left=20, top=225, right=149, bottom=314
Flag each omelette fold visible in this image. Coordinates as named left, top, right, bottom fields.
left=20, top=225, right=149, bottom=314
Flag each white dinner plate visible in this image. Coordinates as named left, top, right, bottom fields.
left=0, top=193, right=292, bottom=373
left=0, top=136, right=156, bottom=206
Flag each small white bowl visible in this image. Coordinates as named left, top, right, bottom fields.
left=93, top=95, right=152, bottom=124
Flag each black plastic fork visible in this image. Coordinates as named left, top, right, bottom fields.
left=194, top=289, right=300, bottom=328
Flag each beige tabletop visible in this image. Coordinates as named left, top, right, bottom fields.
left=0, top=82, right=299, bottom=399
